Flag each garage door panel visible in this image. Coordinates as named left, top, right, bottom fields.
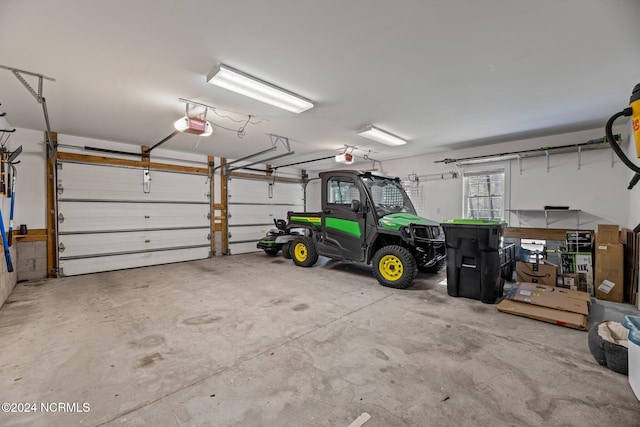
left=59, top=162, right=209, bottom=202
left=59, top=247, right=210, bottom=276
left=228, top=204, right=302, bottom=226
left=229, top=225, right=273, bottom=244
left=56, top=160, right=212, bottom=275
left=227, top=178, right=303, bottom=254
left=59, top=228, right=210, bottom=258
left=231, top=241, right=268, bottom=255
left=58, top=202, right=209, bottom=233
left=227, top=179, right=302, bottom=205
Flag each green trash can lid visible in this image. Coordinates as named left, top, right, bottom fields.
left=441, top=219, right=504, bottom=225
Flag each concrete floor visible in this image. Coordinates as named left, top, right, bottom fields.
left=0, top=253, right=639, bottom=427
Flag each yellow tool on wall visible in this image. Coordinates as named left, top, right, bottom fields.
left=605, top=83, right=640, bottom=189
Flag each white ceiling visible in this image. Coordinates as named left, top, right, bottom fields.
left=1, top=0, right=639, bottom=169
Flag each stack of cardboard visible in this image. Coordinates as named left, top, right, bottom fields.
left=595, top=224, right=625, bottom=303
left=620, top=228, right=639, bottom=306
left=497, top=282, right=590, bottom=330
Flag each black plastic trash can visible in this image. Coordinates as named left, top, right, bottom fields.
left=441, top=219, right=506, bottom=304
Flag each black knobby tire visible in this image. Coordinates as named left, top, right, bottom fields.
left=282, top=241, right=293, bottom=259
left=264, top=248, right=280, bottom=256
left=372, top=245, right=417, bottom=289
left=418, top=258, right=445, bottom=274
left=291, top=237, right=318, bottom=267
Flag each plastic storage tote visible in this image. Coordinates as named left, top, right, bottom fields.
left=441, top=219, right=505, bottom=304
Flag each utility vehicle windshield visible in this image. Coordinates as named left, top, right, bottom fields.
left=361, top=175, right=417, bottom=217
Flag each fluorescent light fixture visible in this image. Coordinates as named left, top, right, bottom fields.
left=456, top=154, right=520, bottom=165
left=206, top=64, right=314, bottom=114
left=174, top=116, right=213, bottom=136
left=356, top=125, right=407, bottom=146
left=335, top=153, right=354, bottom=164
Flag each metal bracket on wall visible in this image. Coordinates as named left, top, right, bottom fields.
left=143, top=169, right=151, bottom=193
left=269, top=134, right=291, bottom=151
left=0, top=64, right=56, bottom=156
left=545, top=151, right=550, bottom=173
left=578, top=146, right=582, bottom=170
left=518, top=156, right=522, bottom=175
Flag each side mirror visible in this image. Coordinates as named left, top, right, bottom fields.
left=350, top=199, right=361, bottom=212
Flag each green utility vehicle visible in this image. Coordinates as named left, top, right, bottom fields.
left=284, top=170, right=446, bottom=289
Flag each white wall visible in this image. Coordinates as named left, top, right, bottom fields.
left=9, top=128, right=46, bottom=230
left=392, top=126, right=631, bottom=229
left=310, top=126, right=631, bottom=230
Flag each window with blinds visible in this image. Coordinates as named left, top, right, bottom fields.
left=463, top=169, right=505, bottom=220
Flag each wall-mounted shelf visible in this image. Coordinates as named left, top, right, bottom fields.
left=506, top=209, right=582, bottom=228
left=436, top=134, right=623, bottom=174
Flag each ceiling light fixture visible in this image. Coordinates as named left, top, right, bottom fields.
left=356, top=125, right=407, bottom=146
left=206, top=64, right=314, bottom=114
left=174, top=116, right=213, bottom=136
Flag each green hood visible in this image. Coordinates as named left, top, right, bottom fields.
left=378, top=213, right=440, bottom=230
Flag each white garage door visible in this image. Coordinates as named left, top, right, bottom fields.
left=57, top=161, right=211, bottom=276
left=227, top=177, right=304, bottom=254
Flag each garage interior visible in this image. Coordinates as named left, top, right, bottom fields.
left=1, top=1, right=640, bottom=426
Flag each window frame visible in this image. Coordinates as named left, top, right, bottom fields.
left=462, top=166, right=507, bottom=221
left=326, top=176, right=361, bottom=206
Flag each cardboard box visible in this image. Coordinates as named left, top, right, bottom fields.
left=559, top=251, right=593, bottom=294
left=516, top=261, right=558, bottom=286
left=595, top=242, right=624, bottom=303
left=566, top=231, right=593, bottom=253
left=497, top=300, right=588, bottom=331
left=597, top=224, right=620, bottom=245
left=562, top=273, right=578, bottom=290
left=504, top=282, right=590, bottom=315
left=574, top=253, right=594, bottom=294
left=497, top=282, right=590, bottom=330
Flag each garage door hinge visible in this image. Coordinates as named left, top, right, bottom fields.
left=206, top=192, right=210, bottom=199
left=207, top=234, right=211, bottom=241
left=228, top=232, right=232, bottom=238
left=207, top=212, right=211, bottom=220
left=57, top=163, right=63, bottom=170
left=58, top=242, right=65, bottom=253
left=58, top=213, right=64, bottom=223
left=57, top=185, right=63, bottom=195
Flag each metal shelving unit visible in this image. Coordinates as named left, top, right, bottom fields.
left=506, top=209, right=582, bottom=228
